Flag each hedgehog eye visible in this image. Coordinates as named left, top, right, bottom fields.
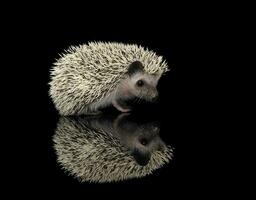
left=136, top=80, right=144, bottom=87
left=139, top=138, right=148, bottom=146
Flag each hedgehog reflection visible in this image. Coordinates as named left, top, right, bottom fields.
left=53, top=113, right=173, bottom=183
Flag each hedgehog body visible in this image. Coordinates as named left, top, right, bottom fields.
left=53, top=114, right=173, bottom=183
left=49, top=42, right=168, bottom=115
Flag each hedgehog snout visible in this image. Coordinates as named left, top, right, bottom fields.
left=151, top=93, right=159, bottom=102
left=132, top=149, right=151, bottom=166
left=149, top=90, right=159, bottom=102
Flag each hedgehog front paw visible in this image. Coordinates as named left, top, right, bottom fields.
left=112, top=100, right=131, bottom=113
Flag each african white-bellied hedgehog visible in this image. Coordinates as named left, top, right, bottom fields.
left=53, top=114, right=173, bottom=183
left=49, top=42, right=169, bottom=115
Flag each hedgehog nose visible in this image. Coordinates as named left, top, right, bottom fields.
left=151, top=94, right=159, bottom=102
left=135, top=154, right=150, bottom=166
left=132, top=151, right=151, bottom=166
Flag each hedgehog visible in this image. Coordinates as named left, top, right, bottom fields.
left=53, top=114, right=173, bottom=183
left=49, top=42, right=169, bottom=115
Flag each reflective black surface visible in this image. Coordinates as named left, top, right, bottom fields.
left=6, top=14, right=230, bottom=197
left=14, top=34, right=202, bottom=195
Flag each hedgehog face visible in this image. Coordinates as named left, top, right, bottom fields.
left=116, top=117, right=165, bottom=166
left=130, top=124, right=165, bottom=166
left=131, top=73, right=159, bottom=102
left=127, top=61, right=161, bottom=102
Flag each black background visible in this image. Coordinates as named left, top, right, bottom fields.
left=3, top=3, right=239, bottom=197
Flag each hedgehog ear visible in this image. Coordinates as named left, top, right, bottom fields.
left=127, top=61, right=144, bottom=76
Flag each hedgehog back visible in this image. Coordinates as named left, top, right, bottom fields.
left=49, top=42, right=168, bottom=115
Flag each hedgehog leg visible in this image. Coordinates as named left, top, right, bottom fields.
left=112, top=99, right=131, bottom=113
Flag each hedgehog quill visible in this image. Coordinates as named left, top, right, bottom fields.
left=49, top=42, right=169, bottom=115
